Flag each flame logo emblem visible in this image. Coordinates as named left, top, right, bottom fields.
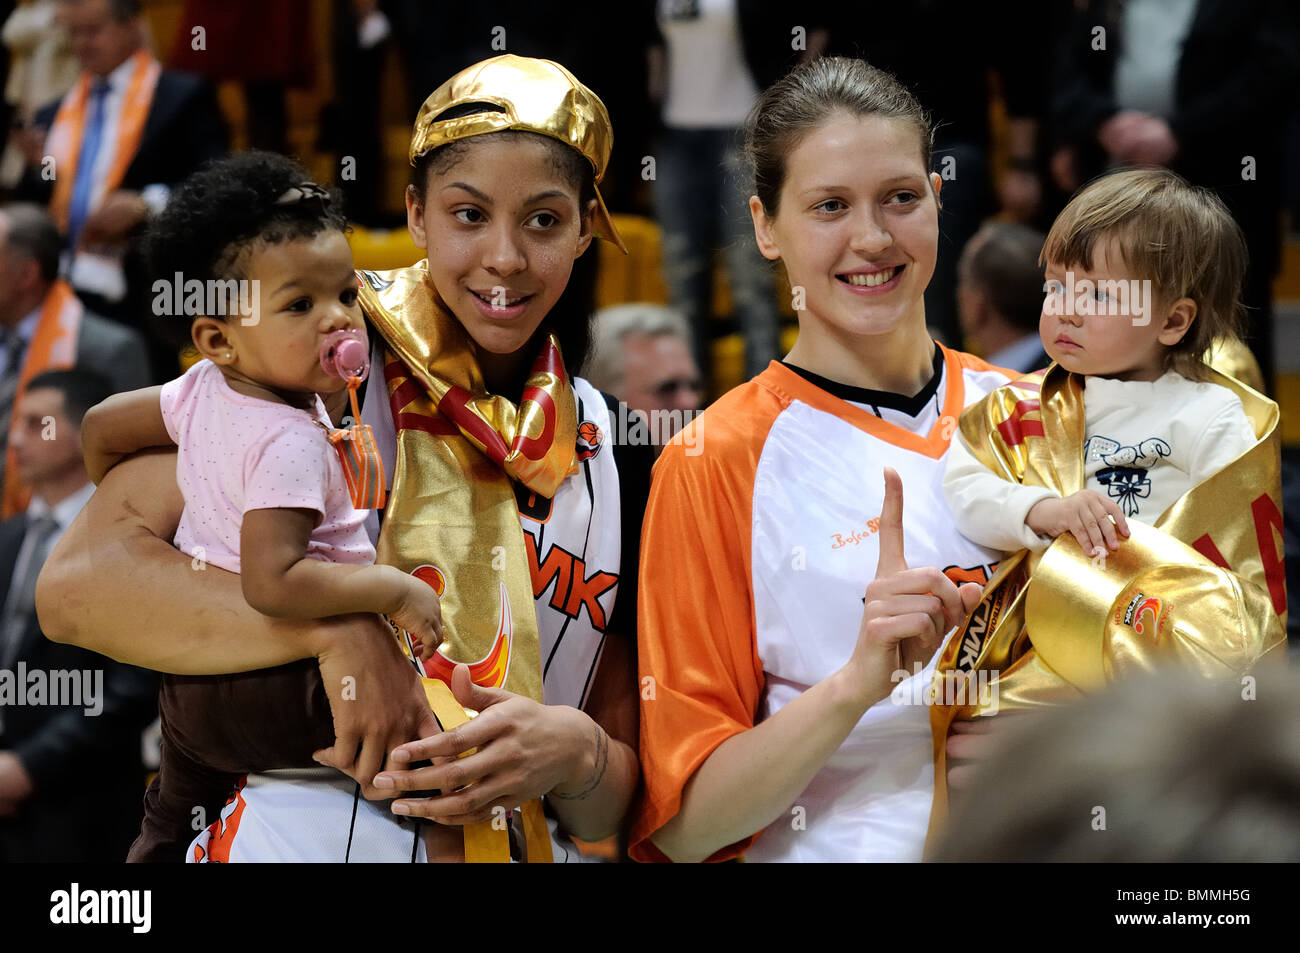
left=1133, top=596, right=1163, bottom=639
left=411, top=566, right=512, bottom=688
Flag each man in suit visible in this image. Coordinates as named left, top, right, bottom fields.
left=10, top=0, right=227, bottom=373
left=957, top=222, right=1051, bottom=375
left=0, top=368, right=157, bottom=861
left=0, top=203, right=150, bottom=514
left=586, top=303, right=702, bottom=453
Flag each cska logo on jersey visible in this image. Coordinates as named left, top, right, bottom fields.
left=576, top=420, right=603, bottom=461
left=410, top=564, right=513, bottom=688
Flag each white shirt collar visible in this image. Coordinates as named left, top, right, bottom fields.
left=95, top=50, right=140, bottom=92
left=27, top=482, right=95, bottom=531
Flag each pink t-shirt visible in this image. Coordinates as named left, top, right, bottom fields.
left=160, top=359, right=376, bottom=575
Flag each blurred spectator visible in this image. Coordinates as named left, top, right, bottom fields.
left=1, top=0, right=78, bottom=189
left=825, top=0, right=1055, bottom=346
left=956, top=221, right=1049, bottom=374
left=318, top=3, right=657, bottom=220
left=586, top=303, right=702, bottom=446
left=933, top=669, right=1300, bottom=861
left=0, top=367, right=157, bottom=862
left=8, top=0, right=226, bottom=376
left=649, top=0, right=823, bottom=383
left=0, top=202, right=149, bottom=517
left=990, top=1, right=1075, bottom=232
left=1049, top=0, right=1300, bottom=395
left=168, top=0, right=316, bottom=155
left=320, top=0, right=394, bottom=227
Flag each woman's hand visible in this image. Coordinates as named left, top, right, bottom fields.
left=840, top=468, right=983, bottom=708
left=311, top=619, right=441, bottom=800
left=81, top=189, right=149, bottom=245
left=372, top=664, right=598, bottom=825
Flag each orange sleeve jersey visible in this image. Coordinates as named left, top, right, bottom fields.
left=631, top=348, right=1013, bottom=863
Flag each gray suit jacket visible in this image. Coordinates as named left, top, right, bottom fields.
left=0, top=306, right=151, bottom=486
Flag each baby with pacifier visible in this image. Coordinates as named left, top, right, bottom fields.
left=83, top=151, right=444, bottom=655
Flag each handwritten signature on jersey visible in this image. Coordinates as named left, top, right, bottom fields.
left=831, top=517, right=882, bottom=549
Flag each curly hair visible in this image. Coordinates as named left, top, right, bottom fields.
left=144, top=151, right=347, bottom=346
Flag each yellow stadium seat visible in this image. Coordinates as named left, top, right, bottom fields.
left=595, top=214, right=670, bottom=309
left=348, top=226, right=424, bottom=272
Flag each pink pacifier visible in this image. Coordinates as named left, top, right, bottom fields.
left=320, top=328, right=370, bottom=381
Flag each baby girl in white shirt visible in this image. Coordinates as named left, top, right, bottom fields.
left=944, top=168, right=1258, bottom=558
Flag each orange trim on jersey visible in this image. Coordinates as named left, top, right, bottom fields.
left=947, top=349, right=1020, bottom=381
left=754, top=346, right=975, bottom=459
left=630, top=379, right=784, bottom=863
left=631, top=348, right=1014, bottom=863
left=203, top=779, right=249, bottom=863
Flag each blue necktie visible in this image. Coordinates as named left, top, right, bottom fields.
left=66, top=79, right=111, bottom=246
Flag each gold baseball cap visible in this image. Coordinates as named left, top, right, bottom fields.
left=409, top=54, right=627, bottom=254
left=1024, top=520, right=1282, bottom=690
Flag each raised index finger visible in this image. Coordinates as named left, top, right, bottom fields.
left=875, top=467, right=909, bottom=577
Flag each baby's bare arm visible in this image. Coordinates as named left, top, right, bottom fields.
left=81, top=386, right=170, bottom=484
left=241, top=508, right=445, bottom=654
left=240, top=507, right=408, bottom=618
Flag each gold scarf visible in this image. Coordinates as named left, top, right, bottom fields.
left=358, top=262, right=576, bottom=862
left=926, top=362, right=1286, bottom=845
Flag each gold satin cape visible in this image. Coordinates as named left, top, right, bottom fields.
left=358, top=262, right=578, bottom=863
left=926, top=362, right=1287, bottom=847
